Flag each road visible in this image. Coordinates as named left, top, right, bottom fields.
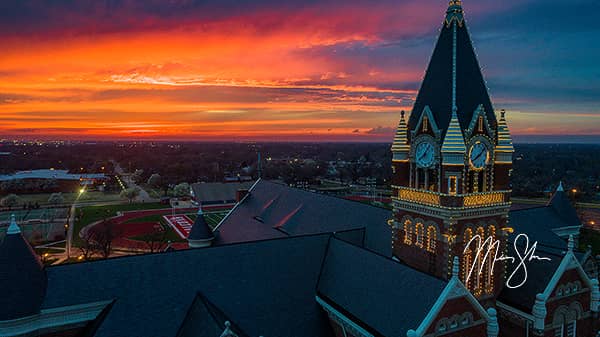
left=111, top=159, right=155, bottom=203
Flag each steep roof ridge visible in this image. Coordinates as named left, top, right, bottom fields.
left=496, top=109, right=514, bottom=153
left=441, top=106, right=467, bottom=157
left=391, top=110, right=410, bottom=153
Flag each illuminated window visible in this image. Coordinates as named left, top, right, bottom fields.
left=423, top=116, right=429, bottom=132
left=478, top=116, right=484, bottom=132
left=475, top=227, right=485, bottom=295
left=463, top=228, right=473, bottom=290
left=426, top=226, right=437, bottom=252
left=448, top=176, right=457, bottom=195
left=403, top=220, right=413, bottom=245
left=486, top=225, right=496, bottom=294
left=415, top=222, right=424, bottom=248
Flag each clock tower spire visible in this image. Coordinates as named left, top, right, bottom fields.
left=391, top=1, right=513, bottom=301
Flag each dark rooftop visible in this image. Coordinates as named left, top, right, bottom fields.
left=214, top=179, right=392, bottom=256
left=317, top=237, right=447, bottom=336
left=0, top=216, right=46, bottom=321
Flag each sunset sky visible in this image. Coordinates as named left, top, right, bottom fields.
left=1, top=0, right=599, bottom=142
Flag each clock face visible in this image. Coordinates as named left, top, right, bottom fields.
left=469, top=141, right=489, bottom=169
left=415, top=142, right=435, bottom=168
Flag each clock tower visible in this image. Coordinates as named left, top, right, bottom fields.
left=390, top=0, right=514, bottom=301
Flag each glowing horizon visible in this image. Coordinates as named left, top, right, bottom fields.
left=1, top=0, right=599, bottom=142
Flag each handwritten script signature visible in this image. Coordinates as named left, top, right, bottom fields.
left=463, top=233, right=552, bottom=289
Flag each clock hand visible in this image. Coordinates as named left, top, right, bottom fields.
left=474, top=150, right=484, bottom=162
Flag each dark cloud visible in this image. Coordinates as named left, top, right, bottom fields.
left=365, top=126, right=395, bottom=135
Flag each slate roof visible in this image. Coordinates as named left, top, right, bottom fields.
left=0, top=219, right=46, bottom=320
left=42, top=234, right=334, bottom=337
left=547, top=189, right=581, bottom=228
left=176, top=293, right=248, bottom=337
left=188, top=211, right=214, bottom=241
left=214, top=180, right=392, bottom=256
left=191, top=181, right=255, bottom=205
left=407, top=4, right=496, bottom=138
left=317, top=237, right=447, bottom=336
left=508, top=207, right=570, bottom=253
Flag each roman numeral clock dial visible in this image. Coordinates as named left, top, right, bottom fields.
left=415, top=141, right=435, bottom=168
left=469, top=141, right=489, bottom=170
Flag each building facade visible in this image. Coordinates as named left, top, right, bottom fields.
left=391, top=0, right=512, bottom=301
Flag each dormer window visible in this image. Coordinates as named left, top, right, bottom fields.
left=423, top=116, right=429, bottom=132
left=478, top=116, right=484, bottom=132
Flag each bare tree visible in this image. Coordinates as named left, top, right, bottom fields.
left=139, top=224, right=168, bottom=253
left=79, top=229, right=98, bottom=260
left=93, top=219, right=123, bottom=259
left=1, top=194, right=20, bottom=210
left=120, top=187, right=140, bottom=203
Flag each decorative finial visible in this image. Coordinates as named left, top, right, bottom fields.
left=452, top=256, right=460, bottom=278
left=400, top=110, right=405, bottom=119
left=568, top=235, right=574, bottom=252
left=197, top=206, right=203, bottom=215
left=406, top=329, right=417, bottom=337
left=219, top=321, right=238, bottom=337
left=487, top=308, right=499, bottom=337
left=557, top=181, right=564, bottom=192
left=7, top=214, right=21, bottom=235
left=500, top=109, right=506, bottom=120
left=445, top=0, right=464, bottom=26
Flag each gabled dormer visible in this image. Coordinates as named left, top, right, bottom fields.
left=465, top=104, right=495, bottom=140
left=411, top=106, right=441, bottom=140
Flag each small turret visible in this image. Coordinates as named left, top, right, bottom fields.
left=548, top=181, right=581, bottom=227
left=0, top=215, right=46, bottom=320
left=391, top=110, right=410, bottom=160
left=187, top=207, right=215, bottom=248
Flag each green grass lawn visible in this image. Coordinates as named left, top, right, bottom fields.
left=203, top=211, right=229, bottom=229
left=73, top=203, right=165, bottom=246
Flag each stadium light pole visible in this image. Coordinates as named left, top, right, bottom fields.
left=66, top=187, right=86, bottom=260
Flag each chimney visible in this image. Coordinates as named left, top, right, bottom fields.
left=236, top=189, right=249, bottom=202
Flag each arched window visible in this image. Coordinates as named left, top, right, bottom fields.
left=478, top=115, right=484, bottom=132
left=475, top=227, right=485, bottom=296
left=415, top=222, right=424, bottom=248
left=426, top=226, right=437, bottom=253
left=404, top=219, right=413, bottom=245
left=486, top=225, right=496, bottom=294
left=463, top=228, right=473, bottom=290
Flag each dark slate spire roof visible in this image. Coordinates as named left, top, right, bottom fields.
left=188, top=208, right=215, bottom=241
left=408, top=1, right=496, bottom=138
left=0, top=215, right=46, bottom=320
left=547, top=182, right=581, bottom=227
